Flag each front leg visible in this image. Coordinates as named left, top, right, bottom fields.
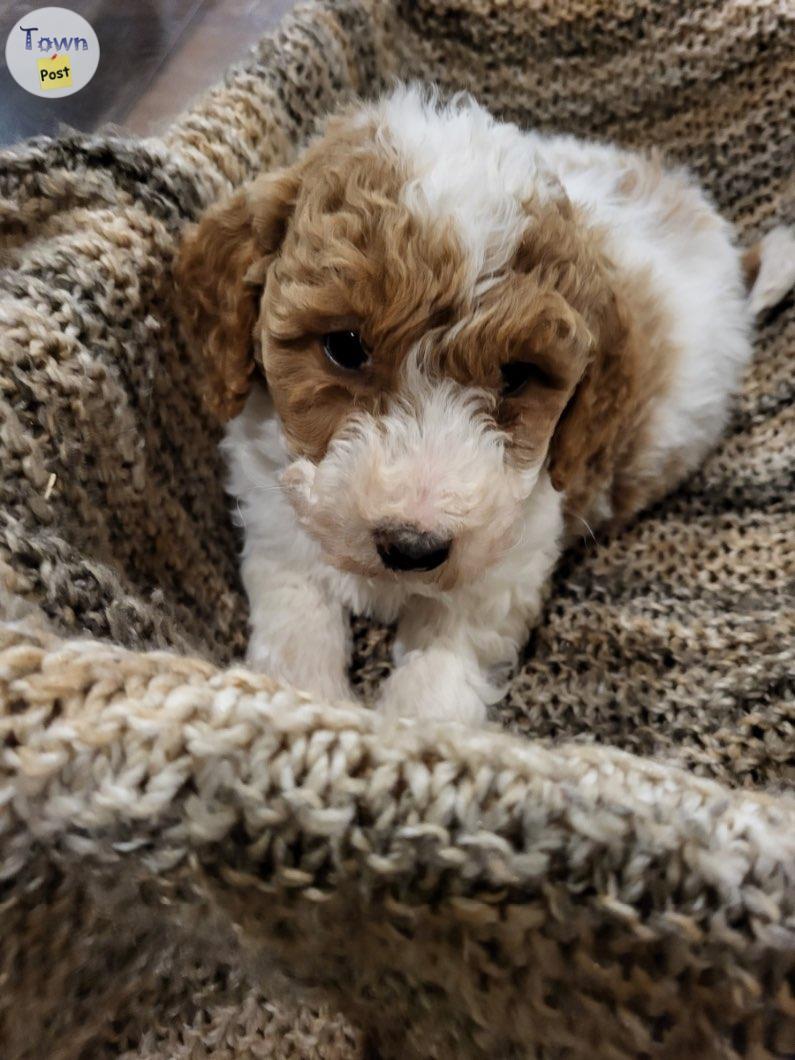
left=377, top=551, right=556, bottom=726
left=378, top=634, right=496, bottom=726
left=243, top=553, right=353, bottom=701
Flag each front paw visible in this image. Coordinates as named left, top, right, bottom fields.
left=377, top=648, right=489, bottom=726
left=246, top=636, right=354, bottom=703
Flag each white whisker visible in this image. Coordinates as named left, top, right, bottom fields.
left=234, top=498, right=247, bottom=529
left=575, top=515, right=597, bottom=545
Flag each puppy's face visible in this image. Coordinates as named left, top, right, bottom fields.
left=177, top=91, right=625, bottom=586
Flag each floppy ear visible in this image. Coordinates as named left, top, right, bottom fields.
left=547, top=290, right=633, bottom=508
left=174, top=168, right=299, bottom=421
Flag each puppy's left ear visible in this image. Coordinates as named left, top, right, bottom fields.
left=174, top=167, right=299, bottom=421
left=547, top=290, right=632, bottom=511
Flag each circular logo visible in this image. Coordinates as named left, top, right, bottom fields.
left=5, top=7, right=99, bottom=98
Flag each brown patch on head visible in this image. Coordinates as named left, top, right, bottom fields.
left=259, top=116, right=470, bottom=460
left=263, top=166, right=631, bottom=475
left=176, top=107, right=474, bottom=452
left=435, top=196, right=613, bottom=470
left=438, top=190, right=678, bottom=530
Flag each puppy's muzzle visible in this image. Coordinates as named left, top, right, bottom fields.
left=374, top=526, right=452, bottom=573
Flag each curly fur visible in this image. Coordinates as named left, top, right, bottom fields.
left=175, top=85, right=791, bottom=724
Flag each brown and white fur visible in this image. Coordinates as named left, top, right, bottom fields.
left=176, top=86, right=795, bottom=725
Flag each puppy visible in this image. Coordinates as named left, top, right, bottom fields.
left=176, top=86, right=794, bottom=725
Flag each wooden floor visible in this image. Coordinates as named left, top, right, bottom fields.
left=0, top=0, right=295, bottom=146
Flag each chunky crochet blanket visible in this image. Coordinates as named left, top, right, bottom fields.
left=1, top=2, right=793, bottom=1057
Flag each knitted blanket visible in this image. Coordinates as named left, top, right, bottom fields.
left=1, top=2, right=793, bottom=1057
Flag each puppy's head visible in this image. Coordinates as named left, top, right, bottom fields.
left=176, top=87, right=627, bottom=586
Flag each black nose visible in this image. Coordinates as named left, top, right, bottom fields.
left=374, top=526, right=452, bottom=573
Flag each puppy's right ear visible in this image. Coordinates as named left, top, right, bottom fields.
left=174, top=168, right=299, bottom=421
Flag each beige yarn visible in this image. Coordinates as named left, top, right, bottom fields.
left=0, top=1, right=793, bottom=1057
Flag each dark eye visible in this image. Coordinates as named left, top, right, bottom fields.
left=323, top=330, right=369, bottom=371
left=500, top=360, right=555, bottom=398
